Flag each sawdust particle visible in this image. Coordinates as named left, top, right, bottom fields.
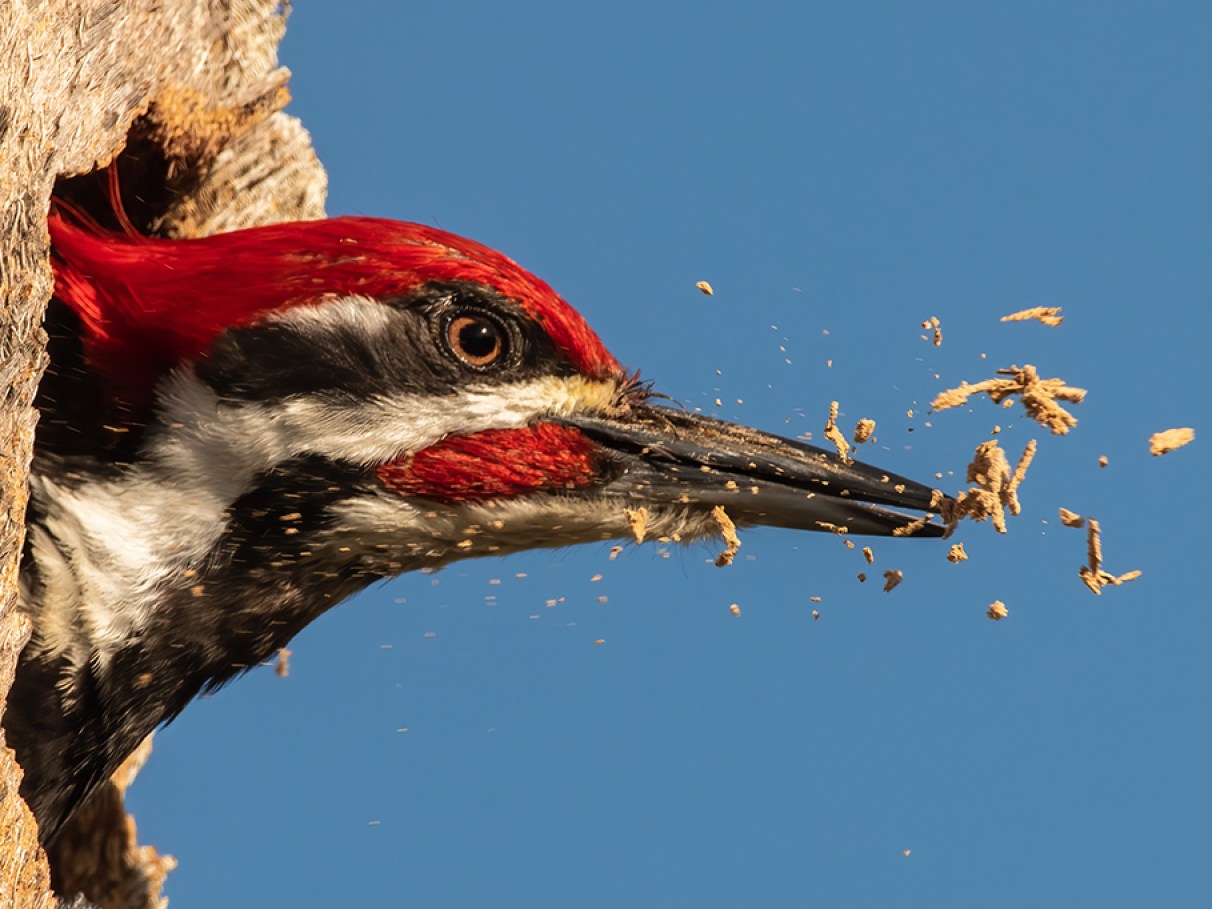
left=275, top=648, right=291, bottom=678
left=1078, top=518, right=1142, bottom=595
left=711, top=505, right=741, bottom=566
left=625, top=507, right=649, bottom=544
left=882, top=570, right=903, bottom=592
left=932, top=365, right=1085, bottom=435
left=853, top=418, right=876, bottom=445
left=862, top=546, right=874, bottom=564
left=696, top=280, right=714, bottom=295
left=946, top=542, right=968, bottom=563
left=1149, top=427, right=1195, bottom=456
left=729, top=603, right=742, bottom=617
left=986, top=600, right=1008, bottom=621
left=1058, top=508, right=1084, bottom=528
left=1001, top=306, right=1064, bottom=327
left=824, top=401, right=852, bottom=463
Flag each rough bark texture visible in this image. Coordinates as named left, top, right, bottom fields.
left=0, top=2, right=327, bottom=906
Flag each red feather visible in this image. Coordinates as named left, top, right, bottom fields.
left=48, top=212, right=621, bottom=403
left=378, top=424, right=601, bottom=503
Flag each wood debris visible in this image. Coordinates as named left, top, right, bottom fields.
left=696, top=280, right=714, bottom=296
left=1058, top=508, right=1084, bottom=528
left=892, top=513, right=935, bottom=537
left=862, top=546, right=874, bottom=564
left=811, top=609, right=821, bottom=621
left=1078, top=518, right=1142, bottom=595
left=882, top=569, right=903, bottom=592
left=853, top=418, right=876, bottom=445
left=931, top=365, right=1086, bottom=435
left=824, top=401, right=852, bottom=463
left=729, top=603, right=742, bottom=616
left=625, top=507, right=649, bottom=544
left=986, top=600, right=1008, bottom=621
left=946, top=543, right=968, bottom=563
left=275, top=647, right=291, bottom=678
left=942, top=439, right=1036, bottom=535
left=1148, top=427, right=1195, bottom=456
left=1098, top=455, right=1109, bottom=469
left=1000, top=306, right=1064, bottom=327
left=711, top=505, right=741, bottom=567
left=921, top=315, right=942, bottom=346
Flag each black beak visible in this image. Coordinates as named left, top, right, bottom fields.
left=560, top=404, right=948, bottom=538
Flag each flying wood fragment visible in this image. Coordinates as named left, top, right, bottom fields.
left=1000, top=306, right=1064, bottom=327
left=275, top=648, right=291, bottom=678
left=729, top=603, right=742, bottom=616
left=696, top=280, right=714, bottom=296
left=824, top=400, right=852, bottom=464
left=986, top=600, right=1008, bottom=621
left=711, top=505, right=742, bottom=567
left=1058, top=508, right=1084, bottom=528
left=882, top=569, right=903, bottom=592
left=1078, top=518, right=1142, bottom=595
left=942, top=439, right=1036, bottom=535
left=625, top=507, right=649, bottom=544
left=946, top=543, right=968, bottom=563
left=853, top=418, right=876, bottom=445
left=1148, top=427, right=1195, bottom=456
left=931, top=365, right=1085, bottom=435
left=920, top=315, right=942, bottom=346
left=862, top=546, right=874, bottom=564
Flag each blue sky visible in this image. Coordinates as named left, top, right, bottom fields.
left=127, top=4, right=1209, bottom=906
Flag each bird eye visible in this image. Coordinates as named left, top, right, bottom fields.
left=446, top=313, right=507, bottom=368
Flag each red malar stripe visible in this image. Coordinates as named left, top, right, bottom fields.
left=378, top=424, right=601, bottom=503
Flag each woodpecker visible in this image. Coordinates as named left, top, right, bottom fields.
left=9, top=207, right=946, bottom=844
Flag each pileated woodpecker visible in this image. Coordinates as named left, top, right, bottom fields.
left=9, top=207, right=946, bottom=844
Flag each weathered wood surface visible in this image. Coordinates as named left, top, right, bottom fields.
left=0, top=2, right=326, bottom=906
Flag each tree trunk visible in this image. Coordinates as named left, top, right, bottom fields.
left=0, top=2, right=327, bottom=906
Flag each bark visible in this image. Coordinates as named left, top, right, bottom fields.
left=0, top=2, right=327, bottom=906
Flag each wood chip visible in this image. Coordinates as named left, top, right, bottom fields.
left=711, top=505, right=741, bottom=567
left=946, top=543, right=968, bottom=563
left=696, top=280, right=714, bottom=295
left=892, top=513, right=934, bottom=537
left=942, top=439, right=1036, bottom=535
left=882, top=569, right=903, bottom=592
left=986, top=600, right=1008, bottom=621
left=275, top=647, right=291, bottom=678
left=853, top=418, right=876, bottom=445
left=811, top=609, right=821, bottom=621
left=824, top=400, right=852, bottom=464
left=1058, top=508, right=1084, bottom=528
left=862, top=546, right=874, bottom=564
left=729, top=603, right=742, bottom=616
left=1148, top=427, right=1195, bottom=456
left=931, top=365, right=1085, bottom=435
left=625, top=507, right=649, bottom=544
left=1098, top=455, right=1109, bottom=468
left=921, top=315, right=942, bottom=346
left=1078, top=518, right=1142, bottom=595
left=1000, top=306, right=1064, bottom=327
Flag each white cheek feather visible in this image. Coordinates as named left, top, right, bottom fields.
left=154, top=367, right=617, bottom=474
